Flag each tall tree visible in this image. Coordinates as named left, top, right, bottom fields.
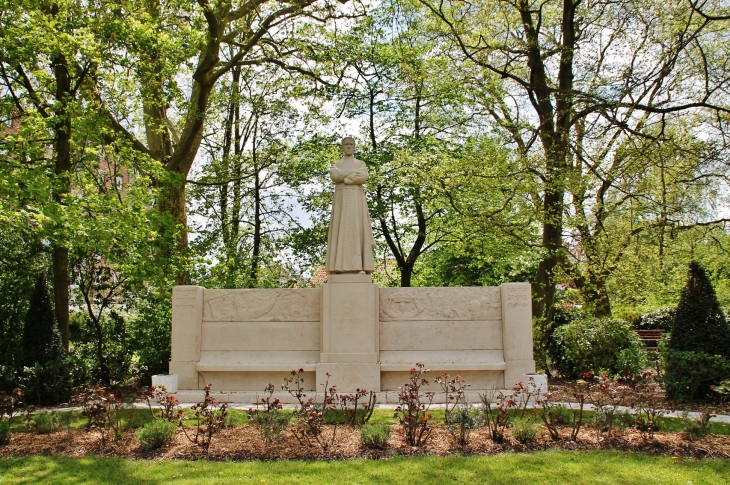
left=419, top=0, right=730, bottom=324
left=96, top=0, right=347, bottom=285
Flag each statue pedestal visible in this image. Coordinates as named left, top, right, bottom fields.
left=317, top=273, right=380, bottom=391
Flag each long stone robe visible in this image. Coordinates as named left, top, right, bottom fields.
left=325, top=156, right=376, bottom=273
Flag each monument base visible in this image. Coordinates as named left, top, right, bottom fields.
left=316, top=362, right=381, bottom=392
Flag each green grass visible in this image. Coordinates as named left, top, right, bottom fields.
left=0, top=451, right=728, bottom=484
left=6, top=407, right=730, bottom=436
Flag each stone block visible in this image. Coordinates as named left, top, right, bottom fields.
left=151, top=374, right=178, bottom=393
left=380, top=369, right=503, bottom=392
left=500, top=282, right=533, bottom=363
left=380, top=320, right=503, bottom=350
left=171, top=286, right=204, bottom=362
left=203, top=288, right=320, bottom=322
left=169, top=361, right=200, bottom=390
left=316, top=363, right=380, bottom=392
left=504, top=359, right=537, bottom=389
left=320, top=280, right=378, bottom=360
left=201, top=321, right=319, bottom=351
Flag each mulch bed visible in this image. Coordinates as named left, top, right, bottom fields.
left=2, top=423, right=729, bottom=461
left=547, top=378, right=730, bottom=415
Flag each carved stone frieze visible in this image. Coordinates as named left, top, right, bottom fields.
left=379, top=287, right=501, bottom=321
left=203, top=289, right=320, bottom=322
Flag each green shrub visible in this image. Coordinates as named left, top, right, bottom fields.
left=661, top=349, right=730, bottom=402
left=135, top=419, right=177, bottom=451
left=593, top=407, right=633, bottom=433
left=249, top=409, right=290, bottom=444
left=512, top=420, right=538, bottom=443
left=681, top=411, right=712, bottom=441
left=537, top=305, right=584, bottom=372
left=636, top=307, right=676, bottom=331
left=359, top=422, right=391, bottom=449
left=33, top=412, right=58, bottom=434
left=0, top=418, right=9, bottom=445
left=551, top=317, right=645, bottom=378
left=445, top=404, right=481, bottom=447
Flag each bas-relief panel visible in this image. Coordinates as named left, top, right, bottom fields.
left=379, top=287, right=501, bottom=322
left=203, top=289, right=320, bottom=322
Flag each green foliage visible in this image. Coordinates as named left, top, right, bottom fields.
left=681, top=411, right=712, bottom=441
left=67, top=312, right=137, bottom=387
left=661, top=349, right=730, bottom=402
left=669, top=261, right=730, bottom=357
left=662, top=262, right=730, bottom=401
left=359, top=422, right=391, bottom=449
left=21, top=275, right=57, bottom=370
left=250, top=409, right=291, bottom=444
left=0, top=225, right=45, bottom=392
left=135, top=420, right=177, bottom=451
left=33, top=412, right=59, bottom=434
left=512, top=420, right=539, bottom=444
left=636, top=307, right=676, bottom=331
left=20, top=275, right=71, bottom=405
left=551, top=317, right=645, bottom=378
left=711, top=379, right=730, bottom=403
left=128, top=294, right=172, bottom=385
left=445, top=404, right=480, bottom=447
left=538, top=305, right=585, bottom=372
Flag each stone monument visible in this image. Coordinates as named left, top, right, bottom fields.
left=318, top=137, right=380, bottom=392
left=169, top=136, right=535, bottom=403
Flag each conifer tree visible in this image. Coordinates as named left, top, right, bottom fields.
left=20, top=274, right=70, bottom=404
left=21, top=274, right=58, bottom=368
left=669, top=261, right=730, bottom=357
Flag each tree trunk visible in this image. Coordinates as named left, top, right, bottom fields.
left=250, top=124, right=261, bottom=285
left=51, top=49, right=72, bottom=352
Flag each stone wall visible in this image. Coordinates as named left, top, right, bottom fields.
left=169, top=282, right=534, bottom=402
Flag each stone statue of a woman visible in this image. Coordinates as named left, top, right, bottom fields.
left=325, top=137, right=376, bottom=274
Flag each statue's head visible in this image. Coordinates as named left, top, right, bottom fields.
left=341, top=137, right=355, bottom=156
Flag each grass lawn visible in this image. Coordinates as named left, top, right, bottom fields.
left=11, top=408, right=730, bottom=436
left=1, top=450, right=729, bottom=484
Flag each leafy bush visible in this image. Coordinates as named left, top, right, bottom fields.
left=283, top=370, right=339, bottom=451
left=445, top=404, right=481, bottom=447
left=551, top=317, right=645, bottom=378
left=512, top=420, right=538, bottom=443
left=393, top=363, right=435, bottom=447
left=636, top=307, right=676, bottom=331
left=359, top=422, right=391, bottom=449
left=661, top=349, right=730, bottom=402
left=68, top=311, right=139, bottom=387
left=0, top=418, right=10, bottom=445
left=248, top=383, right=290, bottom=444
left=711, top=380, right=730, bottom=404
left=33, top=412, right=58, bottom=434
left=681, top=412, right=712, bottom=441
left=129, top=293, right=172, bottom=384
left=136, top=419, right=177, bottom=450
left=536, top=305, right=584, bottom=371
left=480, top=382, right=532, bottom=444
left=144, top=386, right=181, bottom=422
left=179, top=384, right=228, bottom=452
